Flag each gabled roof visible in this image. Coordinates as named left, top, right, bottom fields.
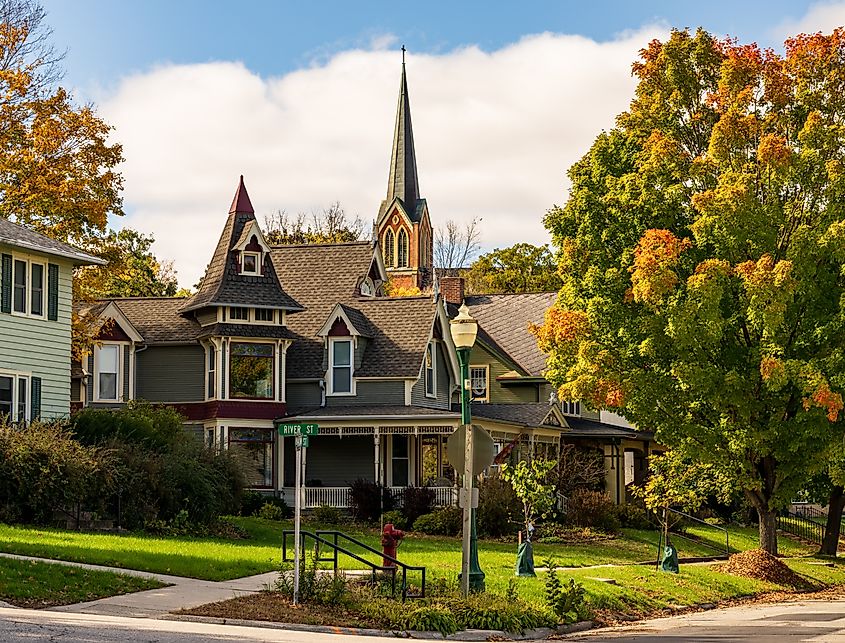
left=564, top=416, right=654, bottom=440
left=180, top=176, right=302, bottom=314
left=317, top=303, right=373, bottom=338
left=0, top=218, right=105, bottom=265
left=467, top=403, right=565, bottom=429
left=463, top=292, right=557, bottom=377
left=271, top=242, right=440, bottom=379
left=86, top=297, right=201, bottom=344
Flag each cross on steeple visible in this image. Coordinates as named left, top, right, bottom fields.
left=401, top=45, right=406, bottom=64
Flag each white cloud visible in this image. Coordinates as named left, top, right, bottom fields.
left=772, top=1, right=845, bottom=42
left=100, top=26, right=667, bottom=287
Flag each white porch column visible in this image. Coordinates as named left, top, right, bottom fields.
left=374, top=427, right=381, bottom=484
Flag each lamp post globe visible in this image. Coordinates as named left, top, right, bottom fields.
left=449, top=301, right=485, bottom=594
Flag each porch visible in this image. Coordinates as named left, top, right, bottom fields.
left=279, top=485, right=458, bottom=508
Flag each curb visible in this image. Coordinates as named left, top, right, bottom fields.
left=166, top=614, right=595, bottom=640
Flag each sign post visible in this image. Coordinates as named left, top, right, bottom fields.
left=277, top=423, right=319, bottom=605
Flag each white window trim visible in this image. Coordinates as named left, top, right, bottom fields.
left=9, top=254, right=46, bottom=319
left=425, top=341, right=437, bottom=399
left=561, top=400, right=581, bottom=416
left=93, top=342, right=124, bottom=403
left=205, top=342, right=217, bottom=401
left=327, top=337, right=355, bottom=396
left=228, top=306, right=250, bottom=322
left=226, top=306, right=277, bottom=325
left=226, top=338, right=276, bottom=401
left=469, top=364, right=489, bottom=402
left=241, top=251, right=262, bottom=276
left=0, top=370, right=30, bottom=423
left=253, top=308, right=276, bottom=325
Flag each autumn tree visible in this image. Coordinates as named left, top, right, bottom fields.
left=537, top=28, right=845, bottom=554
left=264, top=202, right=366, bottom=245
left=0, top=0, right=123, bottom=244
left=465, top=243, right=562, bottom=294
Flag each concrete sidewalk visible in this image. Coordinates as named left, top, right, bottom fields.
left=0, top=551, right=279, bottom=618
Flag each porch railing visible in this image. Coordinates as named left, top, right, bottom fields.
left=280, top=486, right=457, bottom=509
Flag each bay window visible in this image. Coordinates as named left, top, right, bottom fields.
left=329, top=338, right=352, bottom=394
left=229, top=342, right=274, bottom=399
left=228, top=428, right=274, bottom=488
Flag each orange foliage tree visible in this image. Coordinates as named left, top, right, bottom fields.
left=540, top=28, right=845, bottom=554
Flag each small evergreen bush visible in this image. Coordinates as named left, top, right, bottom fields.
left=312, top=504, right=345, bottom=525
left=381, top=509, right=407, bottom=530
left=258, top=502, right=286, bottom=521
left=412, top=506, right=462, bottom=536
left=543, top=557, right=589, bottom=624
left=477, top=475, right=521, bottom=538
left=401, top=487, right=435, bottom=525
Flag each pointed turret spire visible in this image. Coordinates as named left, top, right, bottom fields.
left=385, top=47, right=419, bottom=209
left=229, top=174, right=255, bottom=214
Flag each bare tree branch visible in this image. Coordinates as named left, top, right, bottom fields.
left=434, top=217, right=481, bottom=275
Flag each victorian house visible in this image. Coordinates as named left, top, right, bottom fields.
left=72, top=59, right=654, bottom=506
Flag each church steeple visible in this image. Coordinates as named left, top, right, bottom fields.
left=375, top=50, right=433, bottom=291
left=384, top=46, right=419, bottom=212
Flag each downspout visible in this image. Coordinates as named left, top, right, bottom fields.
left=319, top=379, right=326, bottom=407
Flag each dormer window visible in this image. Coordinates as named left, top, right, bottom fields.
left=229, top=307, right=249, bottom=321
left=562, top=400, right=581, bottom=416
left=241, top=251, right=260, bottom=275
left=329, top=337, right=353, bottom=395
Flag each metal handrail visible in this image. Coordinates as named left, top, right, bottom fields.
left=655, top=507, right=730, bottom=567
left=281, top=529, right=426, bottom=600
left=777, top=511, right=824, bottom=545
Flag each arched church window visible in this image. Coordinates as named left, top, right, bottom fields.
left=383, top=229, right=395, bottom=267
left=398, top=228, right=409, bottom=268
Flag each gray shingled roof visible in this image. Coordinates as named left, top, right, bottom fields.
left=180, top=178, right=302, bottom=314
left=466, top=403, right=560, bottom=428
left=272, top=242, right=439, bottom=379
left=464, top=293, right=556, bottom=377
left=0, top=218, right=104, bottom=265
left=564, top=416, right=652, bottom=439
left=109, top=298, right=200, bottom=343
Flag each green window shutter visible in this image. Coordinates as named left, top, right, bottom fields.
left=47, top=263, right=59, bottom=321
left=1, top=253, right=11, bottom=314
left=30, top=377, right=41, bottom=421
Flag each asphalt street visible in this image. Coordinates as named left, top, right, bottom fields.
left=569, top=598, right=845, bottom=642
left=4, top=599, right=845, bottom=642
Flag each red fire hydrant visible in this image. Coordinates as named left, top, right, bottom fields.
left=381, top=523, right=405, bottom=567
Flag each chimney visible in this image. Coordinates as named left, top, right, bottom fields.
left=440, top=276, right=465, bottom=305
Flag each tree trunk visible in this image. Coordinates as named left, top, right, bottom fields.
left=745, top=490, right=778, bottom=555
left=819, top=485, right=845, bottom=557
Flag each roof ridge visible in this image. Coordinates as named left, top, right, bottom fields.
left=270, top=241, right=371, bottom=249
left=467, top=291, right=557, bottom=298
left=99, top=296, right=189, bottom=302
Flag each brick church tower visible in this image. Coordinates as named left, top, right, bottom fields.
left=376, top=53, right=433, bottom=291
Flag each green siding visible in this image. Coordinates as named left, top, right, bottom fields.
left=465, top=343, right=543, bottom=404
left=136, top=345, right=204, bottom=402
left=0, top=249, right=74, bottom=419
left=287, top=381, right=321, bottom=408
left=304, top=435, right=374, bottom=485
left=326, top=379, right=405, bottom=406
left=411, top=342, right=451, bottom=409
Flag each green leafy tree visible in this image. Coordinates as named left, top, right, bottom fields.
left=465, top=243, right=562, bottom=294
left=537, top=28, right=845, bottom=554
left=76, top=228, right=179, bottom=300
left=501, top=459, right=557, bottom=538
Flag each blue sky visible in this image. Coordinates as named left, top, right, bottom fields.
left=45, top=1, right=820, bottom=97
left=38, top=1, right=845, bottom=286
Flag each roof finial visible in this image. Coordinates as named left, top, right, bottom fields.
left=401, top=45, right=406, bottom=65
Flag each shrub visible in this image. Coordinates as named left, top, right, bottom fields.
left=401, top=487, right=435, bottom=525
left=477, top=475, right=520, bottom=538
left=312, top=504, right=345, bottom=525
left=274, top=558, right=350, bottom=606
left=566, top=489, right=621, bottom=533
left=412, top=506, right=462, bottom=536
left=0, top=420, right=114, bottom=524
left=615, top=502, right=653, bottom=529
left=404, top=606, right=459, bottom=635
left=349, top=479, right=394, bottom=523
left=381, top=509, right=407, bottom=530
left=258, top=502, right=286, bottom=521
left=70, top=401, right=184, bottom=451
left=240, top=490, right=267, bottom=517
left=454, top=593, right=555, bottom=632
left=543, top=557, right=589, bottom=624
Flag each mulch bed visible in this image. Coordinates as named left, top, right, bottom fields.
left=178, top=592, right=381, bottom=629
left=717, top=549, right=815, bottom=589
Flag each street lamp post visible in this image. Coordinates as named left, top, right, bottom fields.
left=450, top=302, right=485, bottom=595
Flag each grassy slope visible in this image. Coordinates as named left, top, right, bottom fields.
left=0, top=557, right=163, bottom=608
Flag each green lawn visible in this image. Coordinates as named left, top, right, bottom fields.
left=0, top=518, right=836, bottom=617
left=0, top=557, right=163, bottom=608
left=0, top=518, right=815, bottom=583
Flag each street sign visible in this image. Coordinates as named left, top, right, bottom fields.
left=279, top=422, right=319, bottom=436
left=297, top=435, right=310, bottom=448
left=446, top=424, right=496, bottom=476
